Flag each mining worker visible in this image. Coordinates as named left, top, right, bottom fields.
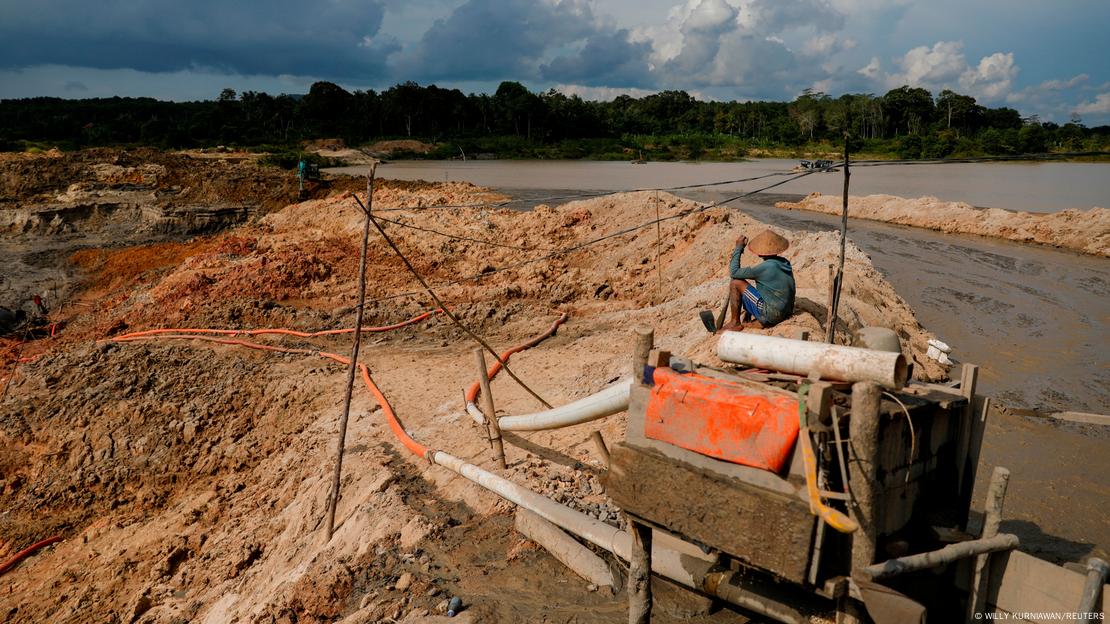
left=724, top=229, right=795, bottom=330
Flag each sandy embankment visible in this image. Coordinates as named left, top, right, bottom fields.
left=775, top=192, right=1110, bottom=257
left=1, top=180, right=946, bottom=622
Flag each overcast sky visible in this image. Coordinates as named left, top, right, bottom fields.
left=1, top=0, right=1107, bottom=123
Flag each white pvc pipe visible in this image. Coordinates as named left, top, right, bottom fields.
left=717, top=331, right=908, bottom=389
left=432, top=450, right=625, bottom=552
left=466, top=378, right=632, bottom=431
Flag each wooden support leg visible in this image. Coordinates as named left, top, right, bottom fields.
left=627, top=517, right=653, bottom=624
left=956, top=363, right=980, bottom=528
left=968, top=466, right=1010, bottom=621
left=633, top=327, right=654, bottom=385
left=849, top=381, right=882, bottom=573
left=836, top=596, right=866, bottom=624
left=474, top=347, right=506, bottom=469
left=591, top=430, right=610, bottom=470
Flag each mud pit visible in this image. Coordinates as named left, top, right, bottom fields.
left=0, top=157, right=1101, bottom=622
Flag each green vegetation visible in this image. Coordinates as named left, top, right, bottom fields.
left=1, top=82, right=1107, bottom=162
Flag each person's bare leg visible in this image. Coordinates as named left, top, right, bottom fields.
left=721, top=279, right=749, bottom=331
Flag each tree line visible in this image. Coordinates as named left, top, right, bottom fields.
left=1, top=81, right=1106, bottom=161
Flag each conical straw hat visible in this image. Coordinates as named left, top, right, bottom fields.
left=748, top=229, right=789, bottom=255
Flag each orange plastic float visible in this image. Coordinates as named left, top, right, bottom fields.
left=644, top=367, right=800, bottom=473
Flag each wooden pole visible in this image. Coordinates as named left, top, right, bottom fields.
left=474, top=348, right=506, bottom=469
left=1079, top=557, right=1110, bottom=617
left=515, top=509, right=617, bottom=589
left=968, top=466, right=1010, bottom=620
left=654, top=192, right=663, bottom=305
left=849, top=381, right=881, bottom=572
left=632, top=327, right=654, bottom=386
left=956, top=363, right=980, bottom=527
left=627, top=517, right=653, bottom=624
left=826, top=136, right=851, bottom=345
left=824, top=264, right=837, bottom=343
left=590, top=430, right=610, bottom=470
left=863, top=533, right=1018, bottom=580
left=324, top=163, right=377, bottom=541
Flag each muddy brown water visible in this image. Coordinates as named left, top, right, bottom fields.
left=331, top=158, right=1110, bottom=213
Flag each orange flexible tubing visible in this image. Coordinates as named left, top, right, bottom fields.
left=0, top=535, right=63, bottom=577
left=319, top=351, right=429, bottom=458
left=110, top=310, right=439, bottom=342
left=464, top=312, right=568, bottom=405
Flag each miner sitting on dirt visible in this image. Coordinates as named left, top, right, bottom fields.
left=723, top=229, right=795, bottom=330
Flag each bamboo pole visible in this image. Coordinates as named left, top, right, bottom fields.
left=968, top=466, right=1010, bottom=620
left=474, top=348, right=506, bottom=469
left=324, top=164, right=377, bottom=541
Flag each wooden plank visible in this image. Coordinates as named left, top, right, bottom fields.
left=515, top=509, right=617, bottom=589
left=986, top=550, right=1110, bottom=622
left=606, top=442, right=815, bottom=583
left=1050, top=411, right=1110, bottom=426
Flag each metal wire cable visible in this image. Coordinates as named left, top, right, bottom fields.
left=357, top=166, right=828, bottom=305
left=370, top=166, right=835, bottom=213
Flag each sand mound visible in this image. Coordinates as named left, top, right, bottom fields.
left=776, top=192, right=1110, bottom=257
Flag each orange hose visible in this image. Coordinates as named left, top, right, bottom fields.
left=319, top=351, right=430, bottom=458
left=0, top=536, right=63, bottom=577
left=110, top=310, right=439, bottom=342
left=112, top=334, right=316, bottom=356
left=464, top=312, right=568, bottom=404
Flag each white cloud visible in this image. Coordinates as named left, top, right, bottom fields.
left=552, top=83, right=659, bottom=100
left=887, top=40, right=966, bottom=87
left=874, top=41, right=1019, bottom=102
left=958, top=52, right=1017, bottom=100
left=828, top=0, right=910, bottom=14
left=801, top=33, right=857, bottom=56
left=1075, top=93, right=1110, bottom=115
left=1038, top=74, right=1088, bottom=91
left=858, top=56, right=881, bottom=79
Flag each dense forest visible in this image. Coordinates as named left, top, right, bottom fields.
left=2, top=81, right=1107, bottom=161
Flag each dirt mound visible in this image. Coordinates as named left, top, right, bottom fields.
left=367, top=140, right=437, bottom=156
left=776, top=192, right=1110, bottom=256
left=0, top=180, right=948, bottom=622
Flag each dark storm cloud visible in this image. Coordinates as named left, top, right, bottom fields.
left=540, top=30, right=654, bottom=87
left=0, top=0, right=394, bottom=79
left=393, top=0, right=647, bottom=85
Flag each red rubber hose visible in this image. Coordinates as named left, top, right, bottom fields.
left=111, top=310, right=439, bottom=342
left=0, top=536, right=63, bottom=577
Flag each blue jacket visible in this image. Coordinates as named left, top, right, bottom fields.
left=729, top=246, right=796, bottom=325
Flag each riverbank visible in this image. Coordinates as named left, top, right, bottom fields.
left=775, top=192, right=1110, bottom=256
